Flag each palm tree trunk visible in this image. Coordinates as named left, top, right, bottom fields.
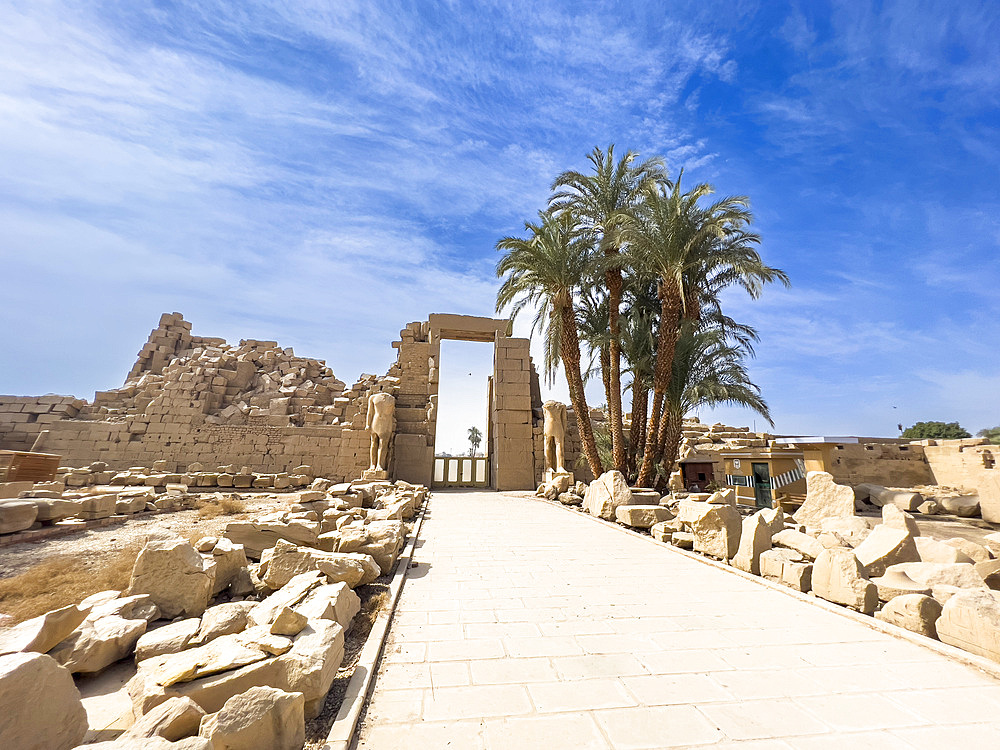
left=606, top=265, right=628, bottom=475
left=560, top=304, right=604, bottom=479
left=656, top=408, right=684, bottom=490
left=627, top=381, right=648, bottom=481
left=636, top=286, right=681, bottom=487
left=599, top=344, right=611, bottom=414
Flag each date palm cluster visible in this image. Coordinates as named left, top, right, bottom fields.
left=496, top=145, right=789, bottom=489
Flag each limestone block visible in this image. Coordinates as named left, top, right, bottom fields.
left=812, top=548, right=878, bottom=614
left=209, top=538, right=249, bottom=596
left=313, top=551, right=380, bottom=588
left=629, top=489, right=661, bottom=505
left=881, top=504, right=920, bottom=537
left=917, top=500, right=940, bottom=515
left=650, top=521, right=674, bottom=543
left=942, top=538, right=991, bottom=564
left=117, top=494, right=149, bottom=514
left=706, top=488, right=736, bottom=505
left=732, top=511, right=772, bottom=575
left=875, top=594, right=942, bottom=639
left=985, top=532, right=1000, bottom=558
left=0, top=499, right=38, bottom=534
left=557, top=492, right=582, bottom=506
left=883, top=491, right=924, bottom=512
left=261, top=539, right=317, bottom=590
left=138, top=633, right=271, bottom=689
left=0, top=604, right=89, bottom=656
left=782, top=561, right=813, bottom=592
left=687, top=503, right=741, bottom=560
left=0, top=652, right=88, bottom=750
left=936, top=589, right=1000, bottom=661
left=794, top=472, right=856, bottom=527
left=199, top=685, right=304, bottom=750
left=294, top=582, right=360, bottom=630
left=80, top=494, right=116, bottom=520
left=192, top=603, right=254, bottom=647
left=670, top=531, right=694, bottom=549
left=49, top=614, right=148, bottom=674
left=915, top=537, right=974, bottom=564
left=772, top=529, right=824, bottom=561
left=887, top=562, right=987, bottom=590
left=759, top=548, right=803, bottom=581
left=125, top=695, right=206, bottom=742
left=615, top=505, right=672, bottom=529
left=938, top=495, right=981, bottom=518
left=135, top=618, right=202, bottom=662
left=978, top=474, right=1000, bottom=524
left=853, top=483, right=885, bottom=504
left=338, top=520, right=405, bottom=574
left=582, top=470, right=634, bottom=521
left=853, top=525, right=919, bottom=578
left=816, top=516, right=872, bottom=547
left=127, top=536, right=217, bottom=619
left=33, top=498, right=79, bottom=523
left=870, top=569, right=932, bottom=602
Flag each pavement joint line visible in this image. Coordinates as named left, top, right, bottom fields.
left=510, top=491, right=1000, bottom=682
left=322, top=494, right=431, bottom=750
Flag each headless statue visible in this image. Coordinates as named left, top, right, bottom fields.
left=366, top=392, right=396, bottom=472
left=542, top=400, right=568, bottom=474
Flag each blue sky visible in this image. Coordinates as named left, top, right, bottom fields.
left=2, top=0, right=998, bottom=451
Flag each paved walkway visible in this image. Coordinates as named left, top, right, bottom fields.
left=355, top=491, right=1000, bottom=749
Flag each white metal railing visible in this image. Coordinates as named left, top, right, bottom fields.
left=433, top=456, right=489, bottom=487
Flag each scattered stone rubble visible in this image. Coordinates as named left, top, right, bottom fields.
left=541, top=468, right=1000, bottom=667
left=0, top=473, right=428, bottom=749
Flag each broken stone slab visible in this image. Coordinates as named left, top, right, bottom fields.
left=670, top=531, right=694, bottom=549
left=732, top=511, right=772, bottom=575
left=815, top=516, right=873, bottom=547
left=79, top=493, right=117, bottom=520
left=135, top=618, right=202, bottom=662
left=759, top=548, right=804, bottom=581
left=127, top=535, right=217, bottom=619
left=916, top=500, right=940, bottom=515
left=930, top=584, right=970, bottom=606
left=261, top=539, right=322, bottom=589
left=915, top=537, right=974, bottom=564
left=582, top=470, right=634, bottom=521
left=882, top=491, right=924, bottom=512
left=886, top=562, right=987, bottom=591
left=0, top=499, right=38, bottom=534
left=649, top=521, right=675, bottom=543
left=294, top=582, right=361, bottom=631
left=853, top=525, right=919, bottom=578
left=935, top=589, right=1000, bottom=661
left=686, top=503, right=741, bottom=560
left=209, top=538, right=249, bottom=597
left=116, top=495, right=148, bottom=514
left=0, top=604, right=89, bottom=656
left=881, top=504, right=920, bottom=537
left=875, top=594, right=942, bottom=639
left=191, top=602, right=255, bottom=647
left=979, top=474, right=1000, bottom=524
left=0, top=652, right=88, bottom=750
left=199, top=685, right=305, bottom=750
left=614, top=504, right=673, bottom=529
left=812, top=548, right=878, bottom=614
left=772, top=529, right=824, bottom=561
left=705, top=488, right=736, bottom=505
left=985, top=532, right=1000, bottom=558
left=124, top=695, right=206, bottom=742
left=976, top=559, right=1000, bottom=590
left=248, top=572, right=326, bottom=628
left=942, top=538, right=992, bottom=564
left=870, top=569, right=933, bottom=602
left=557, top=492, right=582, bottom=506
left=783, top=561, right=813, bottom=592
left=49, top=612, right=148, bottom=675
left=337, top=520, right=405, bottom=574
left=143, top=633, right=271, bottom=688
left=629, top=488, right=662, bottom=505
left=794, top=472, right=856, bottom=527
left=938, top=495, right=981, bottom=518
left=223, top=520, right=320, bottom=559
left=33, top=498, right=80, bottom=524
left=270, top=607, right=309, bottom=637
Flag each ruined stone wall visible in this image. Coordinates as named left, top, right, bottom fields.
left=822, top=442, right=934, bottom=487
left=923, top=439, right=998, bottom=489
left=0, top=395, right=88, bottom=451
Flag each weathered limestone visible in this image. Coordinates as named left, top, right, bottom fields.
left=80, top=493, right=117, bottom=520
left=881, top=504, right=920, bottom=537
left=942, top=537, right=992, bottom=564
left=0, top=499, right=38, bottom=534
left=812, top=548, right=877, bottom=614
left=686, top=503, right=741, bottom=560
left=0, top=652, right=88, bottom=750
left=125, top=695, right=207, bottom=741
left=192, top=603, right=254, bottom=647
left=887, top=562, right=987, bottom=590
left=816, top=516, right=873, bottom=547
left=50, top=611, right=149, bottom=675
left=759, top=548, right=802, bottom=580
left=128, top=535, right=217, bottom=619
left=915, top=537, right=974, bottom=564
left=870, top=569, right=932, bottom=602
left=224, top=519, right=320, bottom=559
left=979, top=474, right=1000, bottom=524
left=295, top=583, right=361, bottom=631
left=794, top=472, right=856, bottom=526
left=313, top=551, right=381, bottom=588
left=732, top=511, right=772, bottom=575
left=337, top=520, right=405, bottom=574
left=199, top=686, right=305, bottom=750
left=976, top=559, right=1000, bottom=590
left=582, top=470, right=634, bottom=521
left=33, top=497, right=80, bottom=523
left=270, top=607, right=309, bottom=637
left=936, top=589, right=1000, bottom=662
left=938, top=494, right=981, bottom=518
left=366, top=392, right=395, bottom=474
left=542, top=400, right=568, bottom=474
left=853, top=525, right=919, bottom=577
left=136, top=619, right=202, bottom=662
left=614, top=504, right=672, bottom=529
left=772, top=529, right=824, bottom=561
left=0, top=604, right=89, bottom=656
left=875, top=594, right=943, bottom=638
left=209, top=538, right=249, bottom=596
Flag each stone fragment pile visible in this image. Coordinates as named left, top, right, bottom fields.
left=546, top=468, right=1000, bottom=666
left=0, top=476, right=428, bottom=749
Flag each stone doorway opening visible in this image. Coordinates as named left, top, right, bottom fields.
left=431, top=338, right=492, bottom=489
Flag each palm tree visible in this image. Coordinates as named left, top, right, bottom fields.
left=656, top=321, right=772, bottom=488
left=496, top=211, right=604, bottom=479
left=619, top=276, right=659, bottom=480
left=467, top=426, right=483, bottom=457
left=550, top=145, right=667, bottom=475
left=628, top=172, right=788, bottom=487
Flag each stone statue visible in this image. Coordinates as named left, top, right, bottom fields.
left=366, top=392, right=396, bottom=473
left=542, top=400, right=568, bottom=474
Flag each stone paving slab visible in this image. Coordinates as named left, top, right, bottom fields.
left=354, top=491, right=1000, bottom=749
